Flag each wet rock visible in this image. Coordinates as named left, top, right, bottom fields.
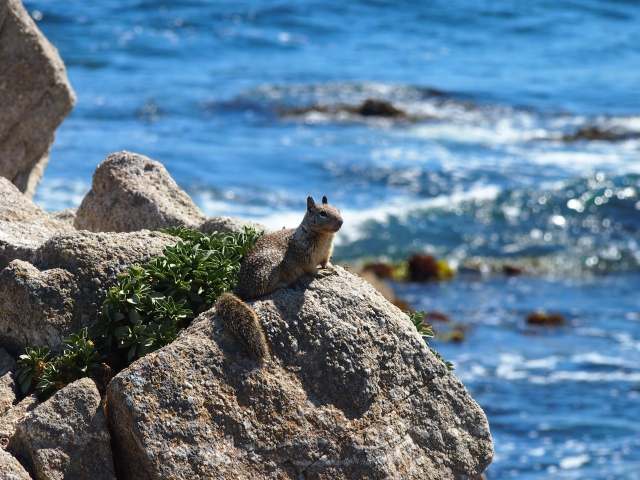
left=407, top=254, right=454, bottom=282
left=363, top=262, right=398, bottom=279
left=0, top=448, right=32, bottom=480
left=12, top=378, right=116, bottom=480
left=0, top=394, right=38, bottom=451
left=107, top=267, right=493, bottom=480
left=281, top=98, right=411, bottom=120
left=562, top=126, right=639, bottom=142
left=199, top=215, right=271, bottom=235
left=356, top=98, right=404, bottom=117
left=0, top=230, right=176, bottom=354
left=526, top=311, right=565, bottom=326
left=74, top=151, right=206, bottom=232
left=0, top=177, right=75, bottom=271
left=502, top=265, right=524, bottom=276
left=0, top=0, right=76, bottom=198
left=426, top=311, right=450, bottom=322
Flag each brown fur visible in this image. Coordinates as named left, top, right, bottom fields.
left=216, top=293, right=268, bottom=361
left=217, top=196, right=343, bottom=360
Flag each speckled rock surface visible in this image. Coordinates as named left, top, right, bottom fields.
left=0, top=373, right=15, bottom=417
left=12, top=378, right=116, bottom=480
left=0, top=0, right=76, bottom=198
left=75, top=151, right=206, bottom=232
left=50, top=207, right=77, bottom=227
left=107, top=267, right=493, bottom=480
left=0, top=230, right=176, bottom=354
left=0, top=394, right=38, bottom=451
left=0, top=448, right=32, bottom=480
left=0, top=177, right=75, bottom=271
left=199, top=215, right=272, bottom=235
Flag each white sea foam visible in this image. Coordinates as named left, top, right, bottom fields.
left=198, top=184, right=502, bottom=245
left=559, top=454, right=590, bottom=469
left=570, top=352, right=640, bottom=369
left=33, top=178, right=90, bottom=212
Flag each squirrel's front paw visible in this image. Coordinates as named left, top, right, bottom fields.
left=316, top=266, right=337, bottom=277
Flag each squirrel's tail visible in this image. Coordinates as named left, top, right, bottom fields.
left=216, top=293, right=269, bottom=362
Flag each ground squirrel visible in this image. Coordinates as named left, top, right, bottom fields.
left=216, top=196, right=343, bottom=361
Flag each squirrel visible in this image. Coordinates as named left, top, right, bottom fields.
left=216, top=195, right=343, bottom=362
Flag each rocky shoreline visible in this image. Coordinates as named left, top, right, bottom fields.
left=0, top=150, right=493, bottom=479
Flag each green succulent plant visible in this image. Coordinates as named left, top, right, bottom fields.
left=36, top=328, right=104, bottom=394
left=14, top=227, right=264, bottom=398
left=406, top=310, right=454, bottom=371
left=15, top=345, right=51, bottom=394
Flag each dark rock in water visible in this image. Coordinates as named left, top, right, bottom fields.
left=503, top=265, right=524, bottom=276
left=363, top=262, right=397, bottom=279
left=526, top=311, right=565, bottom=326
left=356, top=98, right=404, bottom=117
left=562, top=126, right=639, bottom=142
left=426, top=311, right=450, bottom=322
left=279, top=98, right=411, bottom=120
left=407, top=254, right=454, bottom=282
left=0, top=0, right=76, bottom=198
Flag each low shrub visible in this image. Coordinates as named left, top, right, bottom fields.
left=16, top=226, right=263, bottom=397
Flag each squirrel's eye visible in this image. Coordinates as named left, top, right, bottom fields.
left=319, top=211, right=327, bottom=217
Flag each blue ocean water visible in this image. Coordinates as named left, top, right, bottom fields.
left=23, top=0, right=640, bottom=477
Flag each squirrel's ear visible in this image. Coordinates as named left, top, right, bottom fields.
left=307, top=196, right=315, bottom=210
left=322, top=196, right=328, bottom=204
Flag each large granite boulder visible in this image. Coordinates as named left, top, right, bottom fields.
left=11, top=377, right=116, bottom=480
left=0, top=0, right=76, bottom=198
left=107, top=267, right=493, bottom=479
left=0, top=230, right=176, bottom=354
left=0, top=177, right=75, bottom=271
left=75, top=151, right=207, bottom=232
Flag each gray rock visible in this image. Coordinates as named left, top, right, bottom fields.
left=199, top=215, right=272, bottom=235
left=0, top=373, right=15, bottom=417
left=0, top=448, right=32, bottom=480
left=0, top=0, right=76, bottom=198
left=50, top=208, right=77, bottom=227
left=0, top=230, right=176, bottom=354
left=0, top=347, right=17, bottom=376
left=107, top=267, right=493, bottom=480
left=74, top=151, right=206, bottom=232
left=0, top=177, right=75, bottom=271
left=12, top=378, right=116, bottom=480
left=0, top=394, right=38, bottom=450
